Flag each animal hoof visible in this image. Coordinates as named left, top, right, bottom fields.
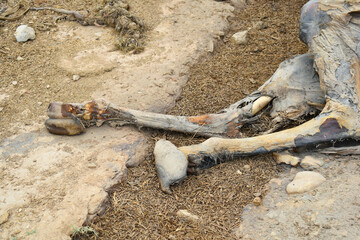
left=45, top=118, right=85, bottom=135
left=47, top=102, right=74, bottom=119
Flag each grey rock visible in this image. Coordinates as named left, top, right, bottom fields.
left=231, top=30, right=248, bottom=45
left=72, top=75, right=80, bottom=81
left=177, top=209, right=200, bottom=222
left=154, top=139, right=187, bottom=194
left=14, top=25, right=36, bottom=42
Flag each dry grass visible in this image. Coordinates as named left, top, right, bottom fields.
left=75, top=152, right=280, bottom=240
left=72, top=0, right=308, bottom=239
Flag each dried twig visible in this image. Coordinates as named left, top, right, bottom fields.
left=0, top=0, right=30, bottom=21
left=29, top=6, right=87, bottom=21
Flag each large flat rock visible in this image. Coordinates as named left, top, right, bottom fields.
left=0, top=126, right=148, bottom=239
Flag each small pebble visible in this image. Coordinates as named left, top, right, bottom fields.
left=231, top=30, right=248, bottom=45
left=177, top=209, right=200, bottom=223
left=87, top=163, right=97, bottom=168
left=253, top=197, right=262, bottom=206
left=16, top=56, right=24, bottom=61
left=244, top=164, right=250, bottom=170
left=38, top=102, right=43, bottom=106
left=72, top=75, right=80, bottom=81
left=46, top=85, right=50, bottom=89
left=286, top=171, right=326, bottom=194
left=236, top=170, right=242, bottom=175
left=14, top=25, right=36, bottom=42
left=0, top=211, right=9, bottom=224
left=12, top=81, right=18, bottom=86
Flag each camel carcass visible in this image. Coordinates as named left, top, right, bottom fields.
left=45, top=0, right=360, bottom=193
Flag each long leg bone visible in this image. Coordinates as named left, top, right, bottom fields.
left=45, top=95, right=271, bottom=138
left=45, top=53, right=323, bottom=138
left=183, top=102, right=357, bottom=171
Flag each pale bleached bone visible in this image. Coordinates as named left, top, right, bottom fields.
left=182, top=102, right=358, bottom=171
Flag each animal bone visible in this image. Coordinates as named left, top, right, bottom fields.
left=45, top=53, right=323, bottom=138
left=45, top=0, right=360, bottom=192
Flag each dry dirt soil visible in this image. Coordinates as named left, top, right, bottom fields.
left=0, top=0, right=310, bottom=239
